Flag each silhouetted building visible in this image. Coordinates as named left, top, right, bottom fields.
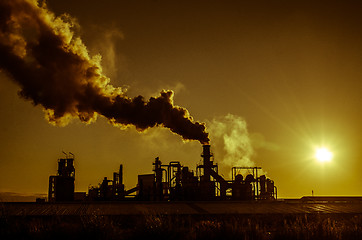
left=86, top=164, right=125, bottom=201
left=48, top=154, right=75, bottom=202
left=48, top=145, right=277, bottom=202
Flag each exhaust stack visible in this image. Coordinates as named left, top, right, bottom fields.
left=201, top=144, right=213, bottom=181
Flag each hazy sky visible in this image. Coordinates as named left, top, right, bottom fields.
left=0, top=0, right=361, bottom=199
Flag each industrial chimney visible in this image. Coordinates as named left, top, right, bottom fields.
left=201, top=144, right=213, bottom=182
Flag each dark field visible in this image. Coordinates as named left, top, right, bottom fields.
left=2, top=201, right=362, bottom=240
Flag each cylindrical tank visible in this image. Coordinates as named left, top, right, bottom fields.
left=235, top=174, right=243, bottom=183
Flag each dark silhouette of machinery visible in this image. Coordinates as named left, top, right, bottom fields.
left=48, top=152, right=75, bottom=202
left=87, top=165, right=125, bottom=201
left=48, top=145, right=277, bottom=202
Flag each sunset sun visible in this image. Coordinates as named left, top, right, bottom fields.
left=315, top=147, right=333, bottom=163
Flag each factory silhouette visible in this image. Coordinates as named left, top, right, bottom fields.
left=48, top=145, right=276, bottom=202
left=2, top=0, right=276, bottom=203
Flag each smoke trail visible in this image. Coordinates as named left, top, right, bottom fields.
left=0, top=0, right=209, bottom=144
left=208, top=114, right=254, bottom=171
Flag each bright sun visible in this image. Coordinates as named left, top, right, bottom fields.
left=315, top=147, right=333, bottom=162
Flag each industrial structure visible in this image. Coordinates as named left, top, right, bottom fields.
left=48, top=153, right=75, bottom=202
left=48, top=145, right=277, bottom=202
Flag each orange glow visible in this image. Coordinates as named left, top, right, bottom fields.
left=0, top=0, right=362, bottom=200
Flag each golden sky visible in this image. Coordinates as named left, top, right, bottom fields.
left=0, top=0, right=361, bottom=199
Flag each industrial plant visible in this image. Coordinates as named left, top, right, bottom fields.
left=48, top=145, right=277, bottom=202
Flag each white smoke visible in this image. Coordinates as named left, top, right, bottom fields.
left=88, top=27, right=124, bottom=80
left=208, top=114, right=254, bottom=174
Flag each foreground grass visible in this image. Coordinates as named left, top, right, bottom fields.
left=1, top=212, right=362, bottom=240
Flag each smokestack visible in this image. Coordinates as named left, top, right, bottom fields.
left=0, top=0, right=209, bottom=144
left=202, top=144, right=212, bottom=159
left=119, top=164, right=123, bottom=185
left=201, top=144, right=213, bottom=181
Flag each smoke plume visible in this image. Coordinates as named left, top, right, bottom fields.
left=208, top=114, right=254, bottom=172
left=0, top=0, right=209, bottom=144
